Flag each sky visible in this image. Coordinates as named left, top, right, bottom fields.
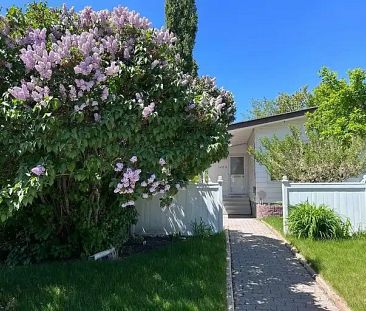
left=2, top=0, right=366, bottom=121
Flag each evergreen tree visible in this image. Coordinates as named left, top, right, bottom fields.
left=165, top=0, right=198, bottom=75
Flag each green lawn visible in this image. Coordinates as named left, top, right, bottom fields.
left=263, top=216, right=366, bottom=311
left=0, top=233, right=227, bottom=311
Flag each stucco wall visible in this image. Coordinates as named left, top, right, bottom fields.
left=254, top=118, right=305, bottom=203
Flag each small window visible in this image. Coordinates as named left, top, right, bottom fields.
left=230, top=157, right=244, bottom=175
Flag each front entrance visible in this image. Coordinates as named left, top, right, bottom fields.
left=229, top=156, right=245, bottom=194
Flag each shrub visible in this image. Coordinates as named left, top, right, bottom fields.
left=288, top=202, right=351, bottom=239
left=249, top=127, right=366, bottom=182
left=0, top=3, right=235, bottom=264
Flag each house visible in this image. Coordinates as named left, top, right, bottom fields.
left=135, top=106, right=365, bottom=234
left=208, top=107, right=316, bottom=217
left=134, top=107, right=316, bottom=235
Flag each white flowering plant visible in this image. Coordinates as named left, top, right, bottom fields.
left=0, top=3, right=235, bottom=263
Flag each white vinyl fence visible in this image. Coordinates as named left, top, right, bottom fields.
left=282, top=176, right=366, bottom=234
left=132, top=181, right=224, bottom=235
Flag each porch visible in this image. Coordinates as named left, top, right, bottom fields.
left=208, top=125, right=256, bottom=216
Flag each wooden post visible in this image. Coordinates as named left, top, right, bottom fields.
left=282, top=175, right=289, bottom=235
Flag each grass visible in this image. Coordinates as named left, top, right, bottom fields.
left=263, top=216, right=366, bottom=311
left=0, top=233, right=227, bottom=311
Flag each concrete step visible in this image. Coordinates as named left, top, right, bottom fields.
left=224, top=206, right=252, bottom=215
left=224, top=195, right=248, bottom=199
left=224, top=196, right=249, bottom=202
left=224, top=201, right=251, bottom=207
left=223, top=195, right=252, bottom=215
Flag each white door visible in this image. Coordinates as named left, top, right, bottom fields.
left=230, top=156, right=245, bottom=194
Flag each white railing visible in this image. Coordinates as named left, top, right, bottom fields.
left=282, top=175, right=366, bottom=234
left=133, top=178, right=224, bottom=235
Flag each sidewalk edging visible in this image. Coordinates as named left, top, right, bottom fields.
left=225, top=230, right=235, bottom=311
left=261, top=220, right=351, bottom=311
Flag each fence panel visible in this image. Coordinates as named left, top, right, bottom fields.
left=282, top=176, right=366, bottom=234
left=133, top=183, right=223, bottom=235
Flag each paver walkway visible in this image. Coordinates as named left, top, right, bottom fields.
left=227, top=218, right=339, bottom=311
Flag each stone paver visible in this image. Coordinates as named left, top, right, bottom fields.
left=228, top=218, right=338, bottom=311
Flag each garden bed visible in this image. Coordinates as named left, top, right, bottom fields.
left=263, top=216, right=366, bottom=311
left=0, top=233, right=227, bottom=311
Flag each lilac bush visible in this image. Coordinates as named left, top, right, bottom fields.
left=0, top=3, right=235, bottom=264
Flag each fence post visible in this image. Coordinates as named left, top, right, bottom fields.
left=282, top=176, right=289, bottom=235
left=218, top=176, right=224, bottom=231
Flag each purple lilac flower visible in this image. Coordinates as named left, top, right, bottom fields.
left=101, top=35, right=119, bottom=56
left=59, top=84, right=67, bottom=98
left=130, top=156, right=137, bottom=163
left=114, top=167, right=141, bottom=194
left=142, top=102, right=155, bottom=119
left=6, top=6, right=191, bottom=120
left=8, top=84, right=30, bottom=100
left=31, top=165, right=46, bottom=176
left=101, top=87, right=109, bottom=100
left=105, top=61, right=119, bottom=76
left=69, top=85, right=77, bottom=101
left=75, top=79, right=94, bottom=91
left=114, top=162, right=123, bottom=172
left=187, top=103, right=196, bottom=110
left=147, top=174, right=156, bottom=184
left=159, top=158, right=166, bottom=166
left=123, top=47, right=130, bottom=59
left=153, top=28, right=176, bottom=46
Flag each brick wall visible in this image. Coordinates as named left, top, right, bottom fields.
left=256, top=203, right=282, bottom=218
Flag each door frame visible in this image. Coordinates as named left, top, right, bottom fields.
left=228, top=155, right=247, bottom=195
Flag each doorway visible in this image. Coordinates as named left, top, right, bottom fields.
left=229, top=156, right=245, bottom=194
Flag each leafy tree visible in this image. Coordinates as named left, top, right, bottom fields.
left=0, top=4, right=235, bottom=264
left=165, top=0, right=198, bottom=75
left=248, top=86, right=313, bottom=119
left=249, top=127, right=366, bottom=182
left=306, top=67, right=366, bottom=142
left=249, top=67, right=366, bottom=183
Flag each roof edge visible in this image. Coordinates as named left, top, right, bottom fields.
left=229, top=107, right=317, bottom=131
